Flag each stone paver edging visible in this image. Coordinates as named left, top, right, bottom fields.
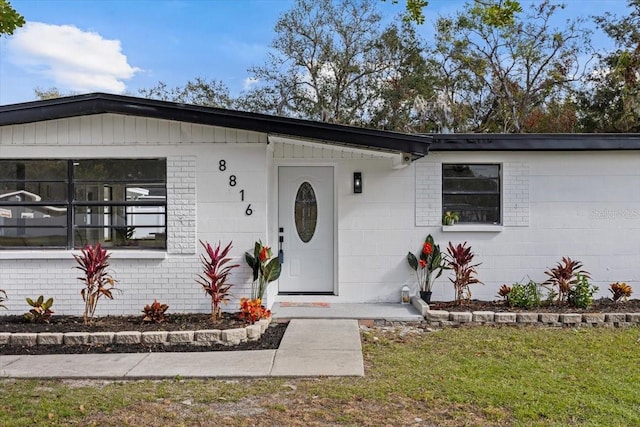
left=411, top=298, right=640, bottom=328
left=0, top=318, right=271, bottom=347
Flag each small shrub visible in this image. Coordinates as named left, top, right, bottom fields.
left=0, top=289, right=6, bottom=310
left=508, top=281, right=542, bottom=309
left=446, top=241, right=482, bottom=304
left=197, top=240, right=239, bottom=320
left=24, top=296, right=54, bottom=323
left=238, top=298, right=271, bottom=324
left=609, top=282, right=632, bottom=303
left=245, top=240, right=282, bottom=300
left=497, top=284, right=511, bottom=301
left=142, top=300, right=169, bottom=323
left=543, top=257, right=590, bottom=304
left=74, top=243, right=119, bottom=324
left=567, top=274, right=598, bottom=309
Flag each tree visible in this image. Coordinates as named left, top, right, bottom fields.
left=427, top=0, right=591, bottom=133
left=34, top=87, right=73, bottom=100
left=138, top=77, right=233, bottom=108
left=384, top=0, right=429, bottom=24
left=578, top=0, right=640, bottom=132
left=0, top=0, right=24, bottom=36
left=240, top=0, right=427, bottom=130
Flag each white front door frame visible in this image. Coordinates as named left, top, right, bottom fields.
left=272, top=160, right=339, bottom=296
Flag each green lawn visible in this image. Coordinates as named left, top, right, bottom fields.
left=1, top=326, right=638, bottom=426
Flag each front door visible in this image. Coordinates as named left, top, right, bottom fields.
left=278, top=166, right=334, bottom=294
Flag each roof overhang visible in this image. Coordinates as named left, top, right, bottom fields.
left=0, top=93, right=431, bottom=159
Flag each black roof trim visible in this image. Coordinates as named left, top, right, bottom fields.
left=428, top=133, right=640, bottom=151
left=0, top=93, right=431, bottom=158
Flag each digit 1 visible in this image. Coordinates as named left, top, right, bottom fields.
left=240, top=189, right=244, bottom=201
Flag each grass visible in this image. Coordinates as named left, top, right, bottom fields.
left=1, top=326, right=639, bottom=426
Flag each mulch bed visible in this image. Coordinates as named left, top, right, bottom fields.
left=430, top=298, right=640, bottom=313
left=0, top=313, right=287, bottom=355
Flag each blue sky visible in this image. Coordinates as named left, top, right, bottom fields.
left=0, top=0, right=632, bottom=105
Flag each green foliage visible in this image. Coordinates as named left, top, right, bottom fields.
left=610, top=281, right=633, bottom=303
left=384, top=0, right=429, bottom=24
left=543, top=256, right=590, bottom=304
left=245, top=240, right=282, bottom=300
left=446, top=241, right=482, bottom=304
left=138, top=77, right=233, bottom=108
left=73, top=243, right=119, bottom=324
left=142, top=300, right=169, bottom=323
left=24, top=296, right=54, bottom=323
left=507, top=280, right=541, bottom=309
left=0, top=289, right=7, bottom=310
left=567, top=274, right=598, bottom=309
left=442, top=211, right=459, bottom=225
left=0, top=0, right=25, bottom=36
left=197, top=240, right=239, bottom=320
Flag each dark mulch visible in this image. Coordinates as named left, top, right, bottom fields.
left=430, top=298, right=640, bottom=313
left=0, top=313, right=287, bottom=355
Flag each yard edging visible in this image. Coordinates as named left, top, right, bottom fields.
left=411, top=297, right=640, bottom=328
left=0, top=318, right=271, bottom=347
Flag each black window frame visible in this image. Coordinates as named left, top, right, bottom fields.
left=442, top=163, right=501, bottom=225
left=0, top=158, right=167, bottom=249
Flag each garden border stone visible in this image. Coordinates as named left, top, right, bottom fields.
left=2, top=318, right=271, bottom=347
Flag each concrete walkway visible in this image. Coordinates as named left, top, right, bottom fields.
left=0, top=319, right=364, bottom=379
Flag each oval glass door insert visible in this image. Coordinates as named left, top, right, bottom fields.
left=294, top=181, right=318, bottom=243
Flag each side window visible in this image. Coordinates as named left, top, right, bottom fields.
left=0, top=159, right=167, bottom=249
left=442, top=164, right=501, bottom=225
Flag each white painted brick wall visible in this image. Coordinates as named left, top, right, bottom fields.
left=167, top=156, right=197, bottom=254
left=415, top=160, right=441, bottom=226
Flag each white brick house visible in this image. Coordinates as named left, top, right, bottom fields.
left=0, top=94, right=638, bottom=315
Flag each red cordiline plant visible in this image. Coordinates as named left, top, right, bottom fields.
left=197, top=240, right=239, bottom=321
left=0, top=289, right=6, bottom=310
left=446, top=241, right=482, bottom=305
left=542, top=257, right=590, bottom=304
left=74, top=243, right=119, bottom=324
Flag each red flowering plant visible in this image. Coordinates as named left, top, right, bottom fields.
left=238, top=297, right=271, bottom=324
left=245, top=240, right=281, bottom=300
left=407, top=235, right=448, bottom=293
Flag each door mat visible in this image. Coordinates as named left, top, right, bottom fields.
left=279, top=302, right=330, bottom=308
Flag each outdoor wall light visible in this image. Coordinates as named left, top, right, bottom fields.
left=353, top=172, right=362, bottom=194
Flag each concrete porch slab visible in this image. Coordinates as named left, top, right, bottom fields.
left=271, top=302, right=423, bottom=322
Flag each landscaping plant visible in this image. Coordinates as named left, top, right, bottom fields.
left=0, top=289, right=6, bottom=310
left=73, top=243, right=119, bottom=324
left=24, top=295, right=54, bottom=323
left=610, top=282, right=633, bottom=303
left=567, top=274, right=598, bottom=309
left=446, top=241, right=482, bottom=304
left=142, top=300, right=169, bottom=323
left=407, top=234, right=448, bottom=294
left=507, top=280, right=542, bottom=309
left=497, top=284, right=511, bottom=301
left=245, top=240, right=281, bottom=300
left=238, top=297, right=271, bottom=324
left=543, top=257, right=590, bottom=304
left=443, top=211, right=459, bottom=225
left=197, top=240, right=239, bottom=320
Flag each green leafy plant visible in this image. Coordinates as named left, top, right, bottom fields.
left=497, top=284, right=511, bottom=301
left=142, top=300, right=169, bottom=323
left=407, top=235, right=448, bottom=293
left=73, top=243, right=119, bottom=324
left=543, top=257, right=590, bottom=304
left=443, top=211, right=459, bottom=225
left=0, top=289, right=7, bottom=310
left=568, top=274, right=598, bottom=309
left=609, top=282, right=633, bottom=303
left=24, top=295, right=54, bottom=323
left=197, top=240, right=239, bottom=320
left=446, top=241, right=482, bottom=304
left=507, top=281, right=542, bottom=309
left=245, top=240, right=281, bottom=300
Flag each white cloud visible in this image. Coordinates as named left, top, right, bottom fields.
left=7, top=22, right=140, bottom=93
left=242, top=77, right=260, bottom=91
